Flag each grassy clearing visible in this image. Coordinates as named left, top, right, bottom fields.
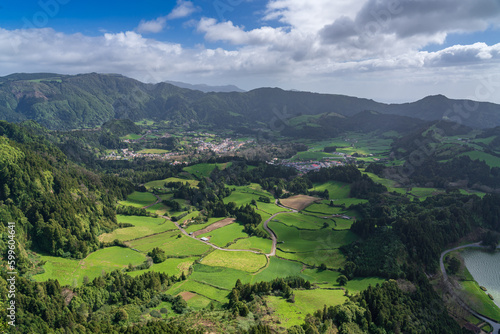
left=310, top=181, right=350, bottom=199
left=127, top=257, right=197, bottom=278
left=99, top=215, right=176, bottom=242
left=252, top=257, right=304, bottom=282
left=145, top=177, right=199, bottom=189
left=275, top=213, right=329, bottom=230
left=280, top=195, right=319, bottom=211
left=277, top=249, right=346, bottom=269
left=291, top=151, right=333, bottom=161
left=137, top=149, right=169, bottom=154
left=198, top=223, right=248, bottom=247
left=228, top=237, right=273, bottom=254
left=127, top=231, right=210, bottom=256
left=267, top=289, right=348, bottom=327
left=183, top=163, right=231, bottom=178
left=33, top=247, right=146, bottom=286
left=271, top=221, right=357, bottom=252
left=119, top=191, right=158, bottom=208
left=459, top=151, right=500, bottom=168
left=168, top=280, right=229, bottom=303
left=189, top=264, right=252, bottom=289
left=184, top=217, right=226, bottom=233
left=201, top=250, right=267, bottom=273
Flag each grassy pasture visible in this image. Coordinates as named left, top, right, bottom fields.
left=270, top=221, right=357, bottom=252
left=266, top=289, right=348, bottom=327
left=119, top=191, right=158, bottom=208
left=277, top=249, right=346, bottom=269
left=33, top=247, right=146, bottom=286
left=310, top=181, right=350, bottom=199
left=183, top=162, right=231, bottom=178
left=459, top=150, right=500, bottom=168
left=127, top=231, right=210, bottom=256
left=279, top=195, right=319, bottom=211
left=127, top=257, right=197, bottom=278
left=228, top=236, right=273, bottom=254
left=275, top=213, right=329, bottom=230
left=99, top=215, right=176, bottom=242
left=184, top=217, right=227, bottom=233
left=168, top=280, right=229, bottom=303
left=201, top=250, right=267, bottom=273
left=145, top=177, right=199, bottom=189
left=198, top=222, right=248, bottom=247
left=252, top=257, right=304, bottom=282
left=137, top=149, right=169, bottom=154
left=290, top=151, right=333, bottom=161
left=189, top=264, right=252, bottom=289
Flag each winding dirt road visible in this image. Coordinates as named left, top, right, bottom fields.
left=440, top=243, right=500, bottom=333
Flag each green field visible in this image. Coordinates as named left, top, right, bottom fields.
left=270, top=221, right=357, bottom=252
left=198, top=223, right=249, bottom=247
left=137, top=149, right=169, bottom=154
left=145, top=177, right=199, bottom=189
left=277, top=249, right=346, bottom=269
left=291, top=151, right=333, bottom=161
left=127, top=231, right=210, bottom=256
left=183, top=163, right=231, bottom=178
left=189, top=264, right=252, bottom=289
left=228, top=236, right=272, bottom=254
left=167, top=279, right=229, bottom=303
left=459, top=150, right=500, bottom=168
left=267, top=289, right=348, bottom=327
left=119, top=191, right=158, bottom=208
left=33, top=247, right=146, bottom=286
left=310, top=181, right=350, bottom=199
left=274, top=213, right=330, bottom=230
left=99, top=215, right=176, bottom=242
left=201, top=250, right=267, bottom=273
left=127, top=257, right=197, bottom=278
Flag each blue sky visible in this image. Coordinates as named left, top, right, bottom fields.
left=0, top=0, right=499, bottom=103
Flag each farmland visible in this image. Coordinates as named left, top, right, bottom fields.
left=33, top=162, right=387, bottom=330
left=99, top=215, right=176, bottom=242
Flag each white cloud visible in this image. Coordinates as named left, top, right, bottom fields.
left=137, top=1, right=199, bottom=34
left=167, top=0, right=199, bottom=20
left=1, top=0, right=500, bottom=104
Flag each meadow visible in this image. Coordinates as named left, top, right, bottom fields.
left=201, top=250, right=268, bottom=273
left=118, top=191, right=158, bottom=208
left=99, top=215, right=177, bottom=242
left=33, top=247, right=146, bottom=286
left=127, top=231, right=211, bottom=256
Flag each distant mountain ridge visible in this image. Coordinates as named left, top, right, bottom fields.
left=164, top=80, right=245, bottom=93
left=0, top=72, right=499, bottom=130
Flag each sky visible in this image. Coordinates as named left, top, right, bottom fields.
left=0, top=0, right=499, bottom=103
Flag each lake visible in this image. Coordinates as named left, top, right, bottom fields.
left=462, top=249, right=500, bottom=308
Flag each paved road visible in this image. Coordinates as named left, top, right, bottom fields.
left=440, top=243, right=500, bottom=333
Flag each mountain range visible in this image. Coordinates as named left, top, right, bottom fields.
left=1, top=72, right=499, bottom=131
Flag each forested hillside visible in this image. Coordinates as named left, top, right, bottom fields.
left=1, top=73, right=500, bottom=131
left=0, top=121, right=133, bottom=267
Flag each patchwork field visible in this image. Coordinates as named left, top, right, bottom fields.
left=279, top=195, right=319, bottom=211
left=99, top=215, right=176, bottom=242
left=197, top=222, right=248, bottom=247
left=127, top=257, right=197, bottom=278
left=266, top=289, right=348, bottom=327
left=119, top=191, right=158, bottom=208
left=183, top=162, right=232, bottom=178
left=201, top=250, right=268, bottom=273
left=33, top=247, right=146, bottom=286
left=145, top=177, right=199, bottom=189
left=192, top=218, right=235, bottom=237
left=228, top=236, right=273, bottom=254
left=127, top=231, right=211, bottom=256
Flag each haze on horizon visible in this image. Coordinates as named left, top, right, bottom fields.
left=0, top=0, right=499, bottom=104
